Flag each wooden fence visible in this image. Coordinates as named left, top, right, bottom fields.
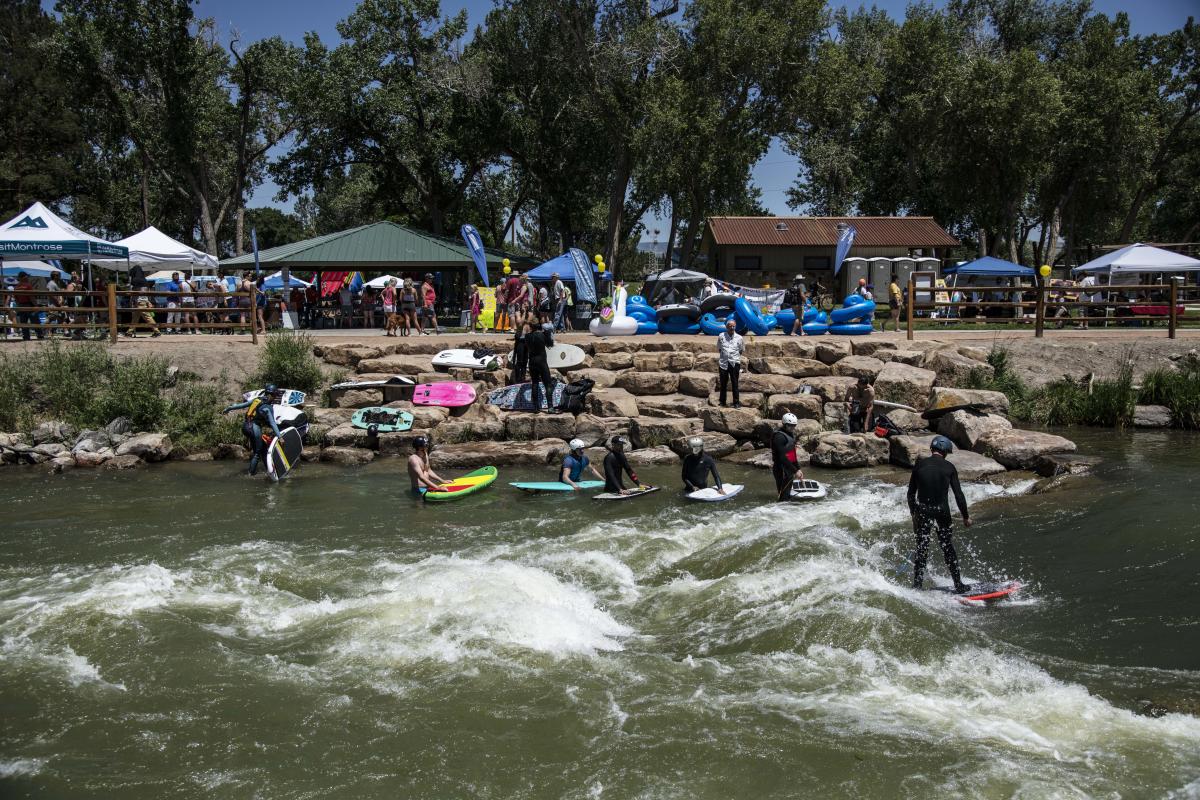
left=905, top=271, right=1196, bottom=340
left=2, top=286, right=259, bottom=344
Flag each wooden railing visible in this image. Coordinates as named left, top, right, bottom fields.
left=1, top=286, right=259, bottom=344
left=905, top=270, right=1196, bottom=340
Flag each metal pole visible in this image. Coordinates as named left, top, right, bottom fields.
left=906, top=275, right=915, bottom=341
left=1034, top=277, right=1045, bottom=338
left=1168, top=277, right=1178, bottom=340
left=250, top=288, right=258, bottom=345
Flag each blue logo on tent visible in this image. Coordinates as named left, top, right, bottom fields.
left=10, top=216, right=47, bottom=230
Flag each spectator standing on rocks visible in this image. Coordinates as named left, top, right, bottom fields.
left=784, top=274, right=807, bottom=336
left=844, top=376, right=875, bottom=433
left=717, top=318, right=744, bottom=408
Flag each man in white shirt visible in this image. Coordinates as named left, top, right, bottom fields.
left=1079, top=274, right=1098, bottom=330
left=717, top=318, right=744, bottom=408
left=551, top=273, right=567, bottom=331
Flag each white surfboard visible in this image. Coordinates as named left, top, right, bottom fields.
left=330, top=376, right=416, bottom=391
left=874, top=400, right=919, bottom=413
left=507, top=342, right=587, bottom=369
left=243, top=388, right=306, bottom=406
left=687, top=484, right=744, bottom=502
left=432, top=349, right=502, bottom=371
left=788, top=479, right=827, bottom=500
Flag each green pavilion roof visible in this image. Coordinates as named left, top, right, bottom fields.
left=221, top=221, right=529, bottom=270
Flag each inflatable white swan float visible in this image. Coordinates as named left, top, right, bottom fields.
left=589, top=284, right=638, bottom=336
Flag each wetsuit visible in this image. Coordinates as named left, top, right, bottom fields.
left=906, top=454, right=969, bottom=590
left=525, top=328, right=556, bottom=412
left=681, top=452, right=722, bottom=491
left=510, top=328, right=528, bottom=385
left=603, top=450, right=638, bottom=493
left=226, top=397, right=283, bottom=476
left=771, top=428, right=801, bottom=497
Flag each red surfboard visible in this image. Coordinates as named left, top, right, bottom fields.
left=933, top=580, right=1022, bottom=605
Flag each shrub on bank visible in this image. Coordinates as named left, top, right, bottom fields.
left=247, top=331, right=324, bottom=395
left=967, top=347, right=1199, bottom=429
left=0, top=342, right=239, bottom=447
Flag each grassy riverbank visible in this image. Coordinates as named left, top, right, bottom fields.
left=967, top=347, right=1200, bottom=429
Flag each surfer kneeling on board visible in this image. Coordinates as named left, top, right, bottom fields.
left=603, top=436, right=640, bottom=495
left=771, top=413, right=804, bottom=500
left=560, top=439, right=604, bottom=491
left=408, top=436, right=448, bottom=496
left=907, top=435, right=973, bottom=594
left=681, top=437, right=725, bottom=495
left=223, top=385, right=284, bottom=476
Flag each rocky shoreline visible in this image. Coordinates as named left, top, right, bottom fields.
left=2, top=336, right=1115, bottom=487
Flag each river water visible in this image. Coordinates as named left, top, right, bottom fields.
left=1, top=430, right=1198, bottom=798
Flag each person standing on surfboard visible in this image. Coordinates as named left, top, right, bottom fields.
left=602, top=436, right=640, bottom=495
left=223, top=386, right=284, bottom=477
left=408, top=436, right=448, bottom=496
left=560, top=439, right=604, bottom=491
left=771, top=413, right=805, bottom=500
left=907, top=435, right=973, bottom=594
left=681, top=437, right=725, bottom=495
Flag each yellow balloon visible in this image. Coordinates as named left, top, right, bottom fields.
left=594, top=254, right=603, bottom=264
left=598, top=262, right=606, bottom=273
left=1039, top=264, right=1051, bottom=278
left=502, top=258, right=510, bottom=268
left=503, top=265, right=511, bottom=275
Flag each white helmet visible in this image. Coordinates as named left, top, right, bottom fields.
left=568, top=438, right=585, bottom=452
left=688, top=436, right=704, bottom=454
left=781, top=413, right=799, bottom=426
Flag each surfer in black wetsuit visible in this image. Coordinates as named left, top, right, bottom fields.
left=771, top=413, right=805, bottom=500
left=527, top=322, right=557, bottom=413
left=223, top=385, right=284, bottom=476
left=510, top=313, right=529, bottom=385
left=602, top=436, right=639, bottom=494
left=907, top=435, right=973, bottom=593
left=681, top=436, right=725, bottom=495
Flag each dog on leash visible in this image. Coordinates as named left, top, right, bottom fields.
left=384, top=313, right=402, bottom=336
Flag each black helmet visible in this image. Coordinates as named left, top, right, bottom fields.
left=931, top=435, right=954, bottom=455
left=413, top=436, right=428, bottom=450
left=265, top=383, right=278, bottom=394
left=610, top=435, right=627, bottom=450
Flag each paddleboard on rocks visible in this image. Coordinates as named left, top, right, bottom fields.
left=432, top=348, right=502, bottom=372
left=412, top=382, right=476, bottom=408
left=244, top=388, right=306, bottom=406
left=330, top=376, right=416, bottom=391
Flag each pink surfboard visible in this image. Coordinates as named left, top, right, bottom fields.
left=412, top=382, right=477, bottom=408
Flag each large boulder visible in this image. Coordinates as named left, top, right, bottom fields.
left=320, top=447, right=375, bottom=466
left=815, top=341, right=852, bottom=365
left=115, top=432, right=173, bottom=462
left=332, top=389, right=383, bottom=409
left=693, top=352, right=720, bottom=372
left=877, top=350, right=925, bottom=366
left=570, top=368, right=619, bottom=389
left=739, top=373, right=799, bottom=395
left=307, top=407, right=355, bottom=426
left=823, top=402, right=849, bottom=431
left=435, top=416, right=506, bottom=443
left=319, top=344, right=385, bottom=367
left=722, top=449, right=780, bottom=469
left=616, top=371, right=679, bottom=396
left=375, top=429, right=434, bottom=455
left=874, top=362, right=938, bottom=410
left=798, top=375, right=858, bottom=401
left=505, top=413, right=577, bottom=442
left=323, top=423, right=371, bottom=448
left=631, top=416, right=703, bottom=448
left=754, top=418, right=822, bottom=449
left=633, top=351, right=695, bottom=371
left=936, top=410, right=1013, bottom=449
left=588, top=388, right=640, bottom=418
left=668, top=431, right=738, bottom=458
left=747, top=357, right=829, bottom=378
left=678, top=371, right=718, bottom=398
left=625, top=445, right=680, bottom=466
left=810, top=433, right=890, bottom=468
left=32, top=421, right=76, bottom=445
left=957, top=346, right=990, bottom=363
left=707, top=392, right=765, bottom=411
left=924, top=349, right=993, bottom=387
left=974, top=429, right=1076, bottom=470
left=592, top=352, right=634, bottom=370
left=884, top=409, right=930, bottom=433
left=74, top=449, right=114, bottom=467
left=947, top=450, right=1007, bottom=480
left=927, top=387, right=1010, bottom=414
left=102, top=453, right=143, bottom=470
left=699, top=406, right=763, bottom=439
left=889, top=434, right=938, bottom=468
left=1133, top=405, right=1172, bottom=428
left=573, top=414, right=632, bottom=447
left=851, top=340, right=898, bottom=357
left=105, top=417, right=133, bottom=436
left=636, top=394, right=704, bottom=418
left=430, top=438, right=566, bottom=469
left=765, top=393, right=824, bottom=421
left=1033, top=452, right=1103, bottom=478
left=832, top=355, right=885, bottom=381
left=354, top=354, right=432, bottom=375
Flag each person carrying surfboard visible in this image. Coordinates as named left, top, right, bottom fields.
left=681, top=437, right=725, bottom=495
left=602, top=436, right=640, bottom=495
left=222, top=386, right=284, bottom=477
left=408, top=436, right=449, bottom=496
left=771, top=414, right=805, bottom=500
left=907, top=435, right=973, bottom=594
left=560, top=439, right=604, bottom=491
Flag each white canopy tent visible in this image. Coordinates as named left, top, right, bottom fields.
left=1072, top=243, right=1200, bottom=275
left=0, top=260, right=71, bottom=281
left=95, top=225, right=218, bottom=271
left=364, top=274, right=401, bottom=289
left=0, top=202, right=128, bottom=262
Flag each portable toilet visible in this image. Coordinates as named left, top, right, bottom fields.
left=889, top=257, right=917, bottom=291
left=868, top=257, right=894, bottom=294
left=912, top=256, right=941, bottom=280
left=841, top=257, right=869, bottom=297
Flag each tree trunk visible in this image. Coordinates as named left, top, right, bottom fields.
left=977, top=229, right=987, bottom=258
left=235, top=206, right=245, bottom=256
left=1118, top=183, right=1150, bottom=243
left=664, top=200, right=680, bottom=270
left=140, top=149, right=151, bottom=229
left=197, top=193, right=218, bottom=257
left=1041, top=206, right=1062, bottom=268
left=603, top=148, right=632, bottom=276
left=676, top=207, right=704, bottom=268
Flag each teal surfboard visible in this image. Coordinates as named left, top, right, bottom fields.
left=510, top=480, right=605, bottom=494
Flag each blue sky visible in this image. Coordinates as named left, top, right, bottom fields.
left=177, top=0, right=1200, bottom=229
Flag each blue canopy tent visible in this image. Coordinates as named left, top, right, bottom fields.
left=943, top=256, right=1034, bottom=277
left=262, top=271, right=312, bottom=290
left=525, top=252, right=598, bottom=281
